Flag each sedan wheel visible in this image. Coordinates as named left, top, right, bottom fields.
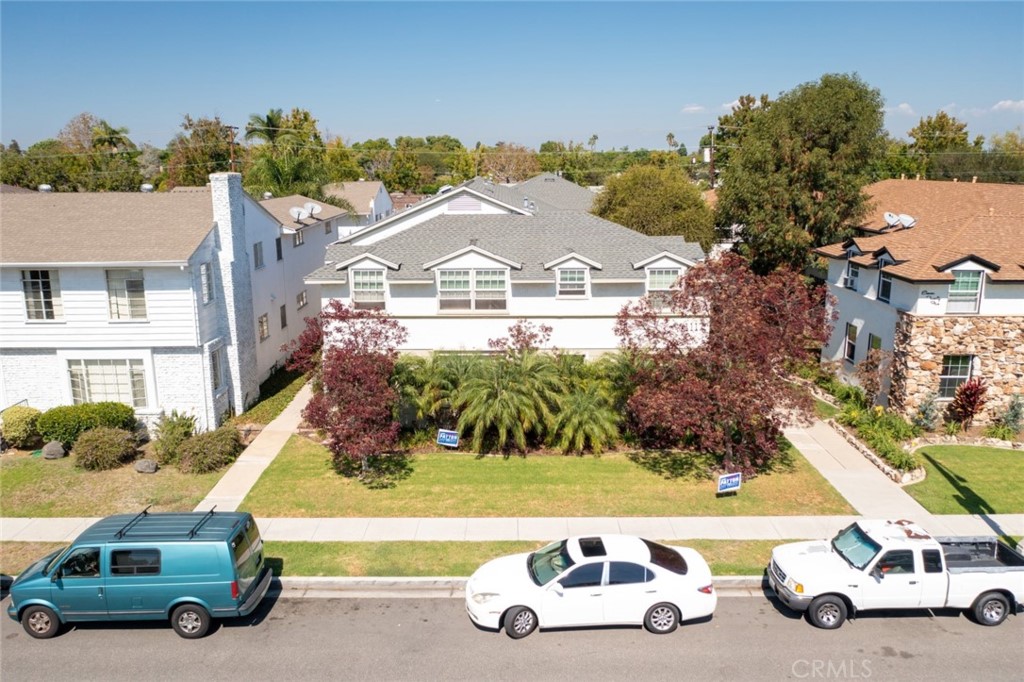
left=504, top=606, right=538, bottom=639
left=644, top=603, right=680, bottom=634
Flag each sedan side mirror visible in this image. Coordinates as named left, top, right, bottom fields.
left=551, top=582, right=564, bottom=596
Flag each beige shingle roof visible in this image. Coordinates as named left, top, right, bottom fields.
left=258, top=195, right=348, bottom=229
left=815, top=179, right=1024, bottom=282
left=1, top=192, right=215, bottom=265
left=321, top=182, right=385, bottom=216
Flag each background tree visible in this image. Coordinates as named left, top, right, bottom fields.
left=479, top=141, right=540, bottom=183
left=591, top=164, right=715, bottom=251
left=324, top=137, right=363, bottom=182
left=166, top=115, right=236, bottom=188
left=697, top=94, right=771, bottom=183
left=716, top=74, right=885, bottom=273
left=616, top=252, right=830, bottom=474
left=908, top=111, right=983, bottom=180
left=245, top=108, right=300, bottom=148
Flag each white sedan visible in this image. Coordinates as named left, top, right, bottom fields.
left=465, top=535, right=717, bottom=638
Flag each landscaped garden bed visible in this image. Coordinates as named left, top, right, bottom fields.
left=240, top=435, right=854, bottom=518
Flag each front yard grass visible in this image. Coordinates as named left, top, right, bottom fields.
left=903, top=445, right=1024, bottom=515
left=0, top=450, right=221, bottom=517
left=230, top=368, right=306, bottom=426
left=241, top=436, right=854, bottom=517
left=0, top=540, right=780, bottom=578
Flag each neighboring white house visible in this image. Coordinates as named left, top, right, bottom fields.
left=815, top=178, right=1024, bottom=423
left=306, top=175, right=705, bottom=356
left=0, top=173, right=341, bottom=431
left=321, top=180, right=394, bottom=234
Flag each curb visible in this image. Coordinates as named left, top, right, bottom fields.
left=271, top=575, right=770, bottom=599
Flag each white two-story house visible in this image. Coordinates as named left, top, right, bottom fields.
left=0, top=173, right=343, bottom=431
left=815, top=178, right=1024, bottom=423
left=306, top=175, right=704, bottom=356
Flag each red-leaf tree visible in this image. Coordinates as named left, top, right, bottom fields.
left=285, top=300, right=408, bottom=474
left=616, top=252, right=831, bottom=474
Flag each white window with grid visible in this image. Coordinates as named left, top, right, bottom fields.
left=21, top=269, right=63, bottom=320
left=258, top=314, right=269, bottom=341
left=352, top=270, right=386, bottom=310
left=474, top=270, right=507, bottom=310
left=106, top=269, right=147, bottom=320
left=293, top=230, right=305, bottom=247
left=946, top=270, right=982, bottom=314
left=68, top=359, right=147, bottom=408
left=557, top=269, right=587, bottom=297
left=439, top=269, right=472, bottom=310
left=877, top=271, right=892, bottom=303
left=200, top=262, right=214, bottom=304
left=844, top=323, right=858, bottom=363
left=647, top=268, right=680, bottom=310
left=253, top=241, right=265, bottom=269
left=296, top=289, right=308, bottom=309
left=939, top=355, right=973, bottom=398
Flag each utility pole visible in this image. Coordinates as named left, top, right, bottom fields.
left=707, top=125, right=716, bottom=189
left=225, top=125, right=239, bottom=172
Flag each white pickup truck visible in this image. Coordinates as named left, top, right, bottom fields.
left=769, top=519, right=1024, bottom=629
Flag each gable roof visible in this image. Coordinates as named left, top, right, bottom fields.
left=814, top=179, right=1024, bottom=282
left=308, top=213, right=704, bottom=283
left=514, top=172, right=597, bottom=211
left=0, top=191, right=215, bottom=265
left=322, top=181, right=386, bottom=215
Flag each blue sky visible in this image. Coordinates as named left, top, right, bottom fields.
left=2, top=1, right=1022, bottom=153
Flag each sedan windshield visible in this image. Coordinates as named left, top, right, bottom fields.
left=832, top=524, right=881, bottom=570
left=528, top=540, right=575, bottom=586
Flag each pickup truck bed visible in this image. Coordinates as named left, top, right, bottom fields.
left=938, top=537, right=1024, bottom=572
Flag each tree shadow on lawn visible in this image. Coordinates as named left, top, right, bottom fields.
left=627, top=440, right=798, bottom=481
left=921, top=450, right=1014, bottom=541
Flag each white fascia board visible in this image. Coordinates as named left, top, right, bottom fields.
left=304, top=277, right=346, bottom=285
left=543, top=252, right=603, bottom=270
left=631, top=251, right=698, bottom=270
left=592, top=278, right=644, bottom=284
left=334, top=253, right=400, bottom=270
left=422, top=245, right=522, bottom=270
left=387, top=278, right=433, bottom=284
left=2, top=260, right=190, bottom=268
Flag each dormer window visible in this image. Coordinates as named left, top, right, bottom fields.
left=352, top=269, right=385, bottom=310
left=557, top=269, right=588, bottom=297
left=647, top=268, right=680, bottom=310
left=438, top=268, right=507, bottom=311
left=946, top=270, right=982, bottom=314
left=845, top=263, right=860, bottom=290
left=877, top=271, right=892, bottom=303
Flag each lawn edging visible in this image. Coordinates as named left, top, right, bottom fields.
left=826, top=418, right=926, bottom=485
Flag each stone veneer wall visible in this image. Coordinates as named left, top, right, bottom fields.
left=890, top=313, right=1024, bottom=424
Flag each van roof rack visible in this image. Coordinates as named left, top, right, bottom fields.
left=115, top=505, right=152, bottom=539
left=188, top=506, right=217, bottom=538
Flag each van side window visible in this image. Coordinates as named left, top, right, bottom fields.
left=111, top=549, right=161, bottom=575
left=921, top=549, right=943, bottom=574
left=62, top=547, right=100, bottom=578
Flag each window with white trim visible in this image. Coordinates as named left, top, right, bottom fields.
left=438, top=268, right=507, bottom=311
left=211, top=347, right=225, bottom=392
left=844, top=323, right=858, bottom=363
left=258, top=314, right=269, bottom=341
left=293, top=230, right=305, bottom=247
left=352, top=269, right=386, bottom=310
left=68, top=359, right=146, bottom=408
left=939, top=355, right=973, bottom=398
left=557, top=269, right=587, bottom=297
left=21, top=269, right=63, bottom=320
left=296, top=289, right=308, bottom=309
left=253, top=242, right=265, bottom=269
left=280, top=304, right=288, bottom=329
left=200, top=262, right=214, bottom=304
left=106, top=269, right=147, bottom=320
left=647, top=268, right=680, bottom=310
left=946, top=270, right=982, bottom=314
left=275, top=237, right=283, bottom=261
left=845, top=263, right=859, bottom=290
left=877, top=271, right=892, bottom=303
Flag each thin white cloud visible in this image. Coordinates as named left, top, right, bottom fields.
left=886, top=103, right=915, bottom=116
left=940, top=102, right=957, bottom=114
left=681, top=104, right=705, bottom=114
left=993, top=99, right=1024, bottom=112
left=722, top=99, right=741, bottom=111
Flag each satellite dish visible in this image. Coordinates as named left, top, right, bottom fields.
left=289, top=206, right=311, bottom=221
left=303, top=202, right=322, bottom=217
left=898, top=214, right=917, bottom=228
left=883, top=211, right=900, bottom=227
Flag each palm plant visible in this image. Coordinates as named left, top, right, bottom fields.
left=418, top=353, right=483, bottom=428
left=245, top=108, right=300, bottom=147
left=91, top=120, right=133, bottom=153
left=455, top=352, right=561, bottom=454
left=551, top=381, right=621, bottom=455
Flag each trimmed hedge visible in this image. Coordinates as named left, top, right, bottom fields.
left=37, top=402, right=137, bottom=449
left=74, top=427, right=137, bottom=471
left=178, top=426, right=243, bottom=474
left=1, top=405, right=42, bottom=448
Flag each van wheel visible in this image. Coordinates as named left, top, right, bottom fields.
left=171, top=604, right=211, bottom=639
left=21, top=605, right=60, bottom=639
left=972, top=592, right=1009, bottom=626
left=808, top=595, right=847, bottom=629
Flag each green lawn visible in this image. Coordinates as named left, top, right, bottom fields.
left=241, top=435, right=854, bottom=517
left=904, top=445, right=1024, bottom=515
left=814, top=398, right=840, bottom=420
left=0, top=540, right=780, bottom=577
left=230, top=368, right=307, bottom=426
left=0, top=450, right=221, bottom=517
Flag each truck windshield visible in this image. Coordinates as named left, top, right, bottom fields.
left=832, top=524, right=881, bottom=570
left=528, top=540, right=575, bottom=585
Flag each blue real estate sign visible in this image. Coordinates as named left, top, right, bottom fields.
left=717, top=472, right=742, bottom=494
left=436, top=429, right=459, bottom=448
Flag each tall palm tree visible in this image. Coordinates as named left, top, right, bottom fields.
left=91, top=120, right=133, bottom=153
left=550, top=381, right=621, bottom=455
left=245, top=108, right=300, bottom=147
left=455, top=352, right=561, bottom=454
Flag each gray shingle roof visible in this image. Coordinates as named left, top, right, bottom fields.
left=308, top=213, right=705, bottom=282
left=1, top=192, right=214, bottom=264
left=516, top=172, right=596, bottom=211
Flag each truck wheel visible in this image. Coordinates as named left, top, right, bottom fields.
left=21, top=605, right=61, bottom=639
left=808, top=595, right=847, bottom=629
left=171, top=604, right=211, bottom=639
left=972, top=592, right=1009, bottom=626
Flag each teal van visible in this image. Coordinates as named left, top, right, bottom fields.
left=6, top=508, right=272, bottom=639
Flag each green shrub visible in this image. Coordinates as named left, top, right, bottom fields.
left=153, top=410, right=197, bottom=465
left=74, top=427, right=137, bottom=471
left=178, top=426, right=242, bottom=474
left=38, top=405, right=98, bottom=448
left=834, top=383, right=868, bottom=408
left=857, top=421, right=919, bottom=470
left=836, top=404, right=863, bottom=427
left=996, top=395, right=1023, bottom=433
left=913, top=392, right=941, bottom=431
left=88, top=402, right=137, bottom=431
left=865, top=407, right=920, bottom=441
left=943, top=421, right=962, bottom=436
left=982, top=423, right=1017, bottom=441
left=1, top=405, right=42, bottom=448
